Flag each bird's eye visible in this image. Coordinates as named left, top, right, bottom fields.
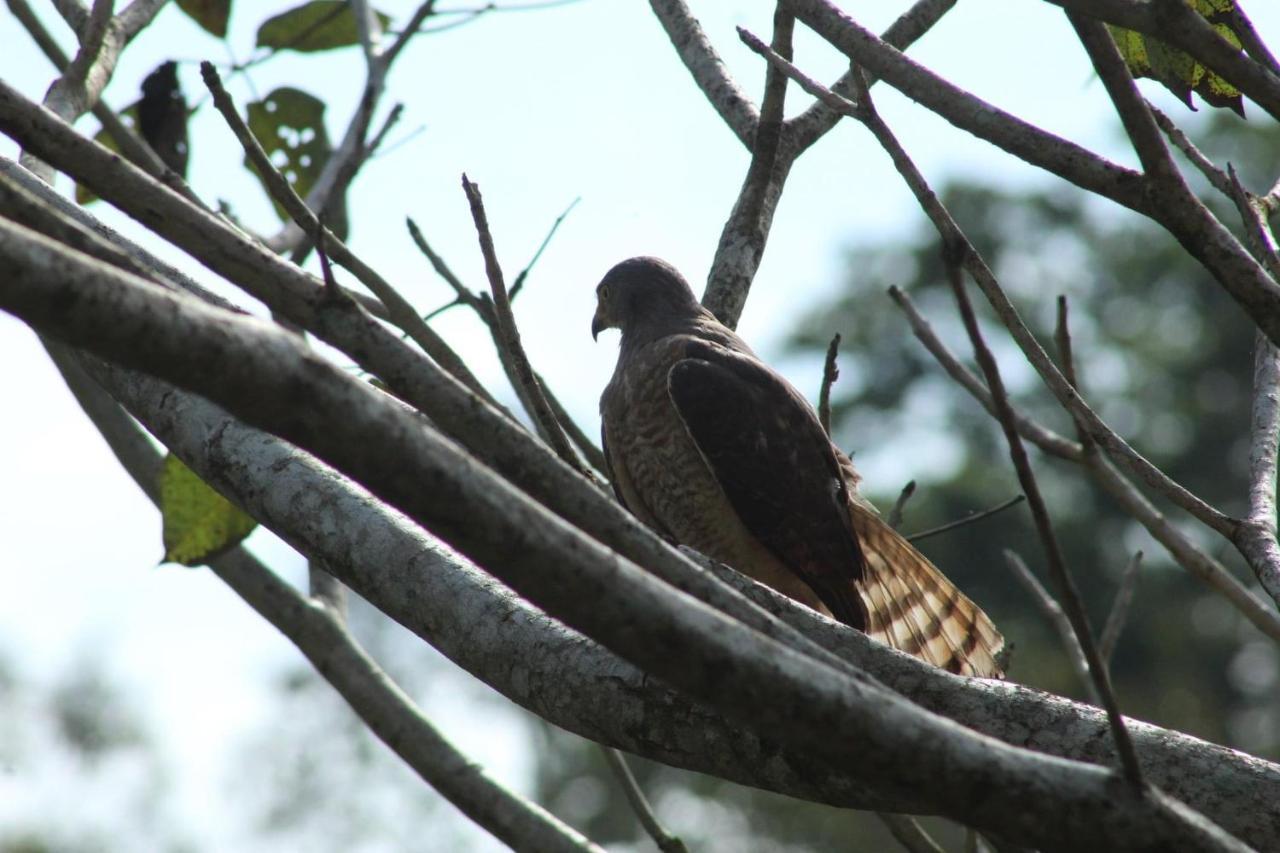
left=598, top=284, right=610, bottom=301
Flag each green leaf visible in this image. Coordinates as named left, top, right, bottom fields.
left=159, top=453, right=257, bottom=566
left=1107, top=0, right=1245, bottom=116
left=77, top=104, right=139, bottom=205
left=244, top=87, right=332, bottom=221
left=256, top=0, right=391, bottom=53
left=175, top=0, right=232, bottom=38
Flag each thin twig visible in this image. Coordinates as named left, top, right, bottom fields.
left=199, top=61, right=499, bottom=409
left=876, top=812, right=945, bottom=853
left=908, top=495, right=1026, bottom=544
left=407, top=213, right=608, bottom=476
left=406, top=216, right=490, bottom=317
left=888, top=286, right=1083, bottom=462
left=887, top=480, right=916, bottom=530
left=510, top=196, right=580, bottom=301
left=818, top=332, right=841, bottom=435
left=1003, top=550, right=1097, bottom=703
left=1100, top=551, right=1143, bottom=665
left=757, top=32, right=1142, bottom=780
left=885, top=275, right=1280, bottom=639
left=1148, top=104, right=1234, bottom=199
left=1053, top=295, right=1079, bottom=390
left=948, top=252, right=1142, bottom=786
left=461, top=174, right=592, bottom=479
left=741, top=29, right=1238, bottom=539
left=600, top=747, right=688, bottom=853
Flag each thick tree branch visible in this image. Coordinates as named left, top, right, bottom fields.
left=35, top=313, right=1280, bottom=847
left=647, top=0, right=758, bottom=146
left=0, top=220, right=1255, bottom=852
left=703, top=4, right=793, bottom=328
left=42, top=345, right=602, bottom=853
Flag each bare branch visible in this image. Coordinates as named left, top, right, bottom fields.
left=461, top=174, right=591, bottom=477
left=407, top=213, right=608, bottom=475
left=1148, top=103, right=1234, bottom=199
left=787, top=0, right=958, bottom=155
left=1100, top=551, right=1143, bottom=665
left=704, top=5, right=795, bottom=328
left=908, top=495, right=1026, bottom=544
left=12, top=141, right=1280, bottom=847
left=1004, top=550, right=1098, bottom=703
left=647, top=0, right=759, bottom=146
left=43, top=344, right=602, bottom=853
left=510, top=196, right=579, bottom=301
left=0, top=221, right=1257, bottom=851
left=782, top=0, right=1280, bottom=349
left=742, top=35, right=1238, bottom=538
left=877, top=812, right=946, bottom=853
left=887, top=286, right=1083, bottom=461
left=601, top=748, right=688, bottom=853
left=947, top=249, right=1141, bottom=785
left=199, top=62, right=499, bottom=408
left=818, top=332, right=840, bottom=435
left=887, top=480, right=916, bottom=530
left=772, top=40, right=1143, bottom=778
left=1067, top=11, right=1181, bottom=185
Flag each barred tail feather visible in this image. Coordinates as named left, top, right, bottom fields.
left=848, top=503, right=1006, bottom=679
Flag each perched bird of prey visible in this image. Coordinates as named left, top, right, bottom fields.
left=593, top=257, right=1005, bottom=678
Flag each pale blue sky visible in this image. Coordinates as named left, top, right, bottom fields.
left=2, top=1, right=1276, bottom=848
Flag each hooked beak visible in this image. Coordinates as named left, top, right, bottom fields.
left=591, top=304, right=608, bottom=341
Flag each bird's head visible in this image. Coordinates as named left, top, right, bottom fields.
left=591, top=256, right=702, bottom=342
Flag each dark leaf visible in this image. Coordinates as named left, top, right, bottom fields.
left=244, top=87, right=332, bottom=221
left=175, top=0, right=232, bottom=38
left=137, top=61, right=190, bottom=177
left=256, top=0, right=391, bottom=53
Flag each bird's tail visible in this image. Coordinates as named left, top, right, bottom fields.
left=847, top=503, right=1007, bottom=678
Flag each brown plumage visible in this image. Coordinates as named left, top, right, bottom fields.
left=593, top=257, right=1005, bottom=678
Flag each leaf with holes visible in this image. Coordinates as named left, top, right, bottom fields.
left=256, top=0, right=391, bottom=53
left=244, top=87, right=331, bottom=221
left=77, top=104, right=140, bottom=205
left=1107, top=0, right=1245, bottom=116
left=176, top=0, right=232, bottom=38
left=159, top=453, right=257, bottom=566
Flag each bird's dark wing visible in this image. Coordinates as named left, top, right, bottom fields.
left=667, top=339, right=868, bottom=629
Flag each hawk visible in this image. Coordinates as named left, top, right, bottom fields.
left=592, top=257, right=1005, bottom=678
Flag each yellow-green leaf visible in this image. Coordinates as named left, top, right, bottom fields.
left=176, top=0, right=232, bottom=38
left=1107, top=0, right=1245, bottom=116
left=256, top=0, right=391, bottom=53
left=159, top=453, right=257, bottom=566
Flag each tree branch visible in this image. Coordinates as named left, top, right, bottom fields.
left=1040, top=0, right=1280, bottom=121
left=601, top=747, right=688, bottom=853
left=818, top=331, right=840, bottom=435
left=703, top=4, right=794, bottom=328
left=1003, top=550, right=1098, bottom=704
left=647, top=0, right=759, bottom=146
left=0, top=218, right=1257, bottom=852
left=1100, top=550, right=1143, bottom=665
